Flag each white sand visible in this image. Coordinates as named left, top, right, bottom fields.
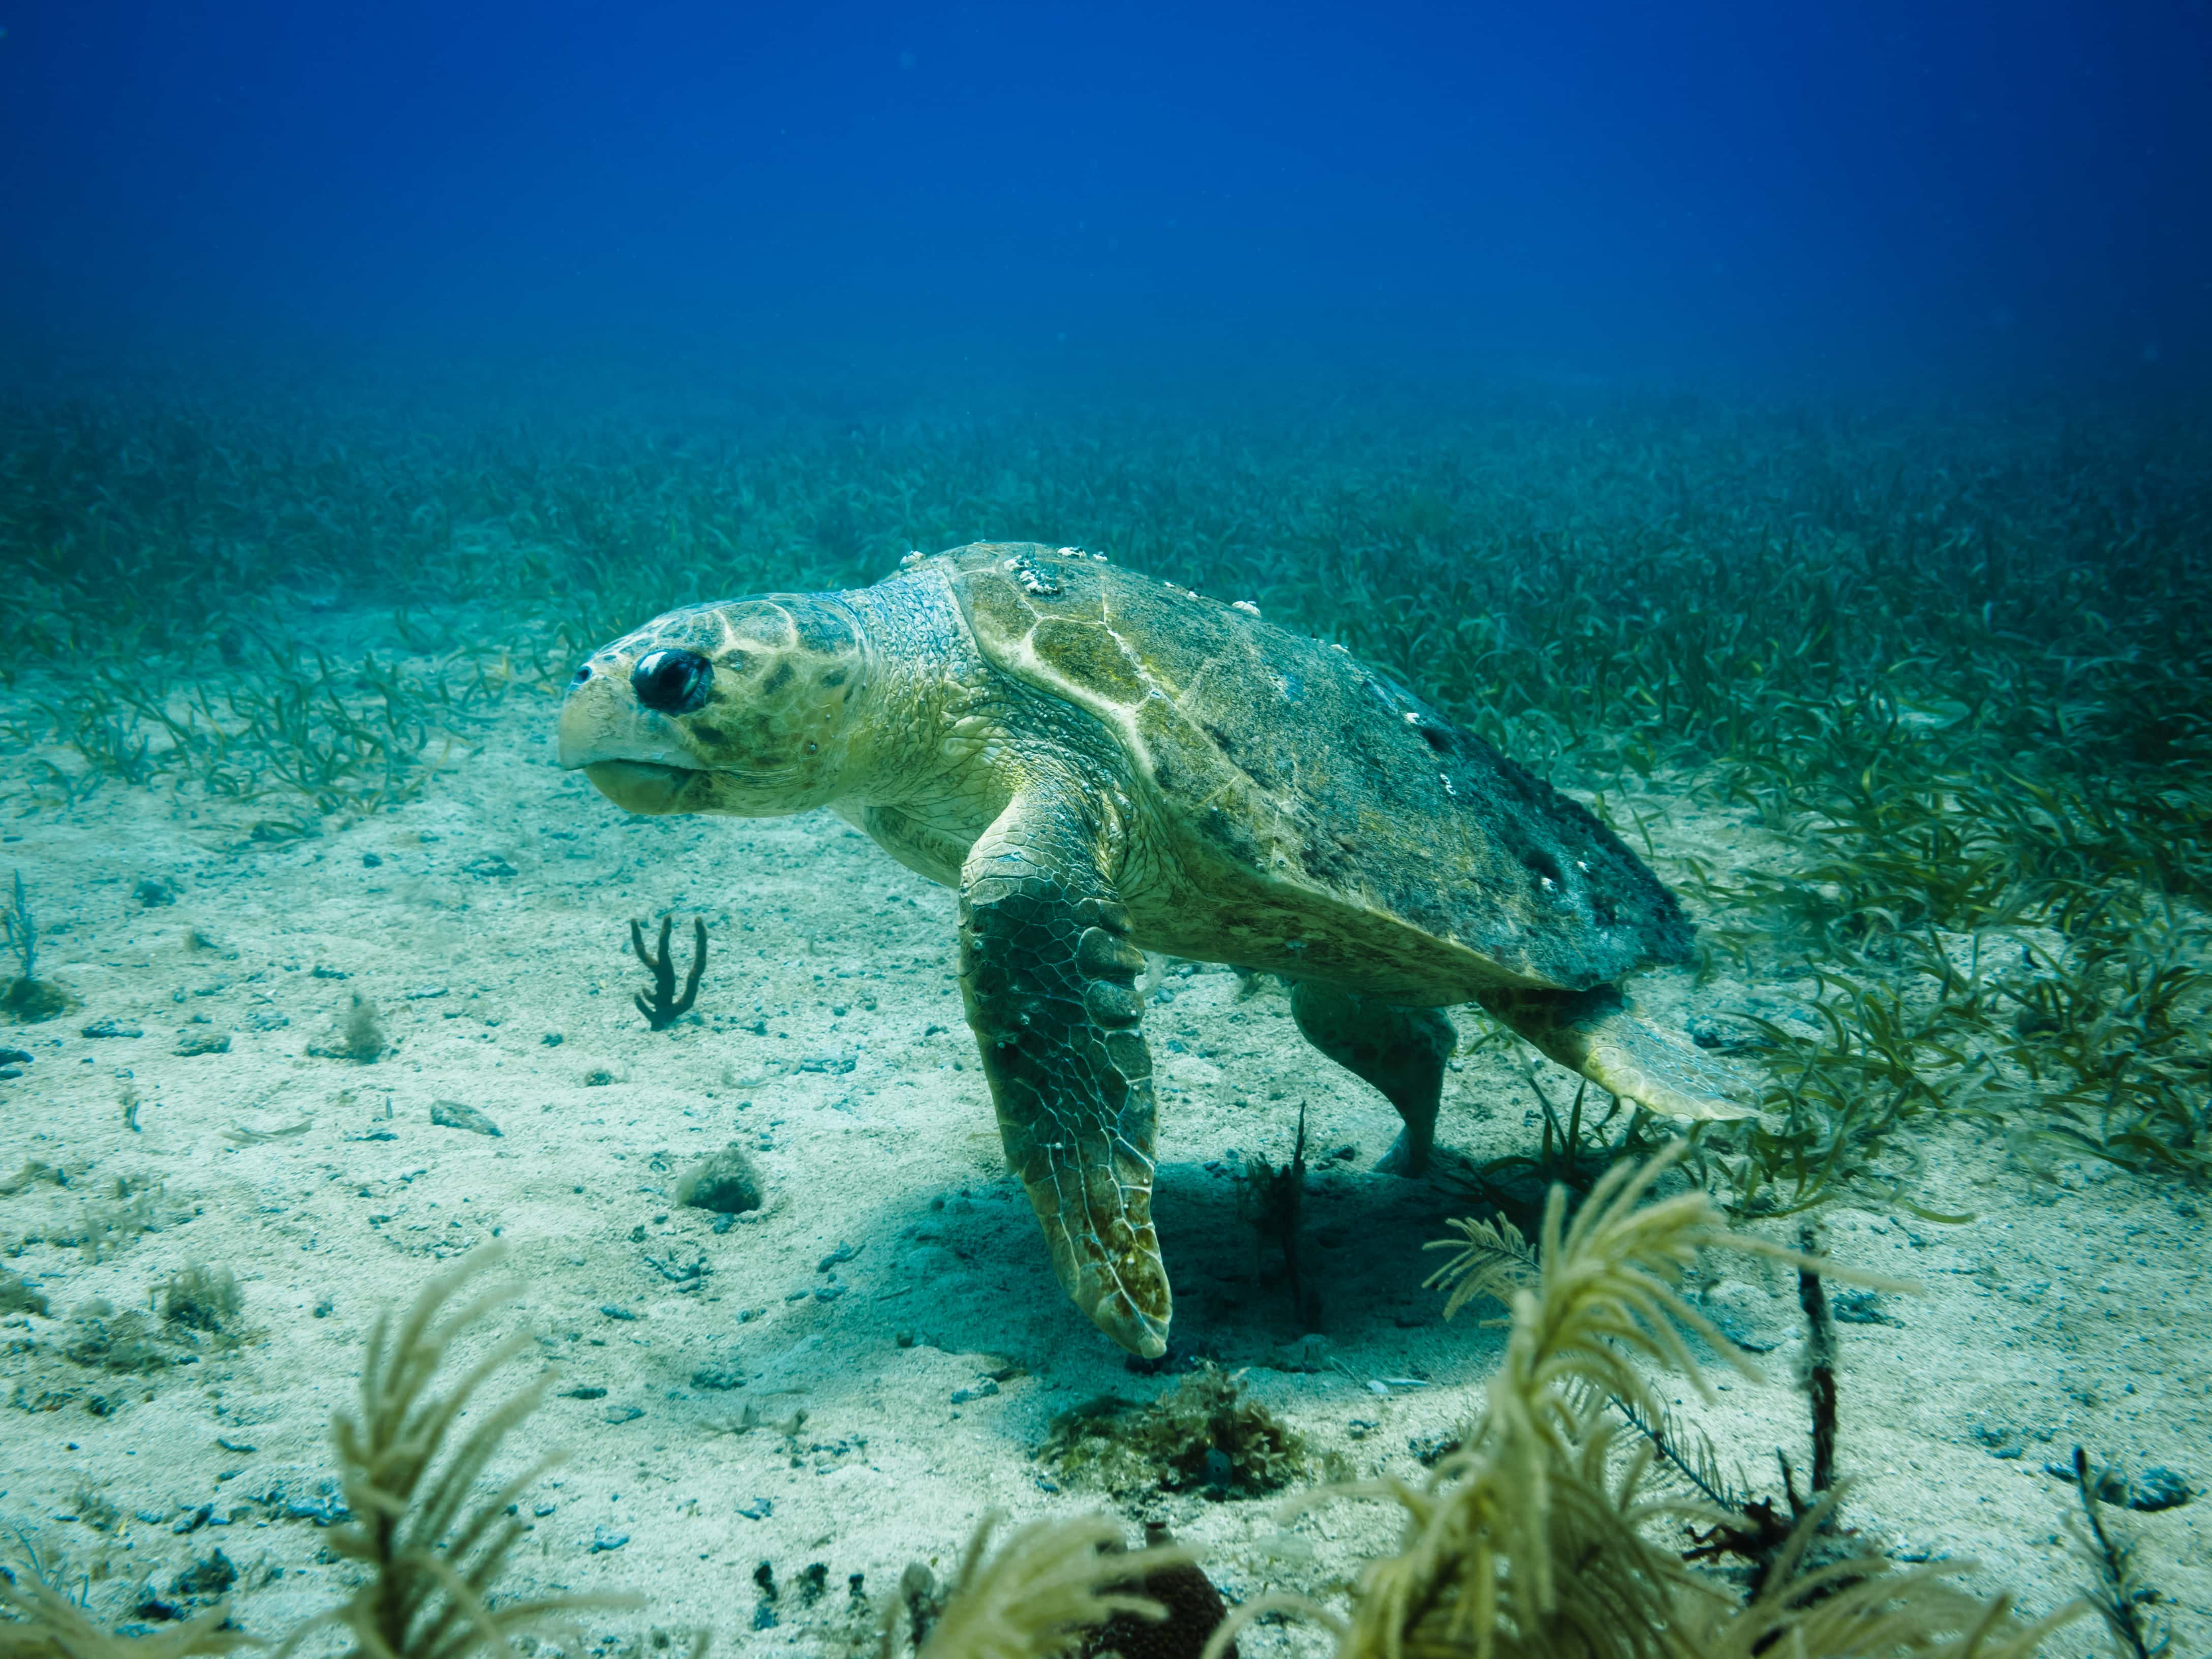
left=3, top=650, right=2206, bottom=1656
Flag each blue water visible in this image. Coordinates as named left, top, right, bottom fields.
left=5, top=0, right=2206, bottom=405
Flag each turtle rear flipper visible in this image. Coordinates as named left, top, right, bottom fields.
left=1288, top=981, right=1457, bottom=1175
left=1477, top=987, right=1758, bottom=1123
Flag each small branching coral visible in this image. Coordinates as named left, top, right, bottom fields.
left=1609, top=1225, right=1846, bottom=1597
left=631, top=916, right=707, bottom=1031
left=4, top=872, right=36, bottom=983
left=2066, top=1446, right=2171, bottom=1659
left=1235, top=1106, right=1317, bottom=1331
left=69, top=1176, right=176, bottom=1264
left=3, top=871, right=73, bottom=1024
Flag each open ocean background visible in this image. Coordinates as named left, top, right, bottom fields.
left=6, top=1, right=2208, bottom=412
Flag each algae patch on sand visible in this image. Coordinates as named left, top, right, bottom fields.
left=678, top=1144, right=765, bottom=1216
left=1039, top=1364, right=1311, bottom=1498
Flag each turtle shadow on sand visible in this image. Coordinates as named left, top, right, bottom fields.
left=686, top=1156, right=1488, bottom=1392
left=1145, top=1157, right=1482, bottom=1364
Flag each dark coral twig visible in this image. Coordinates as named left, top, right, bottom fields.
left=631, top=915, right=707, bottom=1030
left=2071, top=1445, right=2169, bottom=1659
left=1237, top=1105, right=1315, bottom=1331
left=1797, top=1221, right=1839, bottom=1498
left=1641, top=1222, right=1846, bottom=1597
left=5, top=870, right=36, bottom=980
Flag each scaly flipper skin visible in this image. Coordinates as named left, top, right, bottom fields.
left=1287, top=982, right=1457, bottom=1175
left=958, top=773, right=1171, bottom=1357
left=1476, top=986, right=1757, bottom=1122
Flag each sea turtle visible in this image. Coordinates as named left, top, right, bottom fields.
left=557, top=541, right=1751, bottom=1357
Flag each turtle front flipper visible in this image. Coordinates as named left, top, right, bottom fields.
left=958, top=776, right=1171, bottom=1358
left=1475, top=986, right=1758, bottom=1123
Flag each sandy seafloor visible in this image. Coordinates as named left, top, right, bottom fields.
left=2, top=612, right=2207, bottom=1657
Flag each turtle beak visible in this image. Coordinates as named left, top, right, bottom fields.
left=575, top=758, right=704, bottom=815
left=556, top=659, right=630, bottom=769
left=557, top=656, right=706, bottom=814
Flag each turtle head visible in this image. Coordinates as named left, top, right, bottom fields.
left=557, top=594, right=870, bottom=816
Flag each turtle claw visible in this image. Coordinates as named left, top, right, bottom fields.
left=1033, top=1195, right=1173, bottom=1357
left=1087, top=1276, right=1172, bottom=1360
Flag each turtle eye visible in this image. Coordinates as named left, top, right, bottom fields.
left=632, top=648, right=713, bottom=715
left=569, top=664, right=593, bottom=688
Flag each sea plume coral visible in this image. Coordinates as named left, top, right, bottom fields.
left=0, top=1551, right=244, bottom=1659
left=1155, top=1149, right=2073, bottom=1659
left=5, top=1246, right=625, bottom=1659
left=284, top=1244, right=624, bottom=1659
left=894, top=1514, right=1189, bottom=1659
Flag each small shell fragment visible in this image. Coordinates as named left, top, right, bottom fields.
left=431, top=1098, right=502, bottom=1136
